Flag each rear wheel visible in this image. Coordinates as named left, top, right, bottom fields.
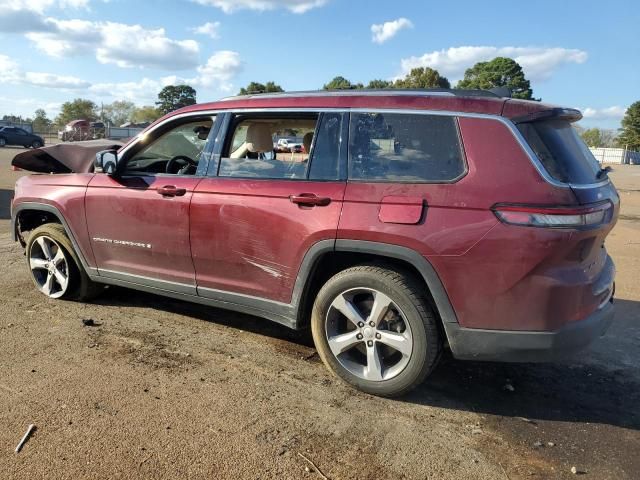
left=26, top=223, right=102, bottom=301
left=0, top=137, right=6, bottom=147
left=311, top=265, right=442, bottom=397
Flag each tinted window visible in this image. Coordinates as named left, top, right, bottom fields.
left=517, top=120, right=601, bottom=184
left=349, top=113, right=465, bottom=182
left=219, top=115, right=318, bottom=179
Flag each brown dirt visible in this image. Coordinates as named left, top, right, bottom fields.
left=1, top=148, right=638, bottom=479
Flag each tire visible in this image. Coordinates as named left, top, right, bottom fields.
left=0, top=137, right=6, bottom=147
left=26, top=223, right=103, bottom=301
left=311, top=265, right=442, bottom=397
left=31, top=140, right=43, bottom=149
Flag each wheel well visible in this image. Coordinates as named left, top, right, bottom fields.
left=15, top=209, right=62, bottom=246
left=296, top=251, right=442, bottom=328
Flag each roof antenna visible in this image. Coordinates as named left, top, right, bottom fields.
left=488, top=87, right=512, bottom=98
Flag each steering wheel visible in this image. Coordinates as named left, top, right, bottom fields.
left=166, top=155, right=197, bottom=175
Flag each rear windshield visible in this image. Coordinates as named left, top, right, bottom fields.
left=517, top=119, right=601, bottom=184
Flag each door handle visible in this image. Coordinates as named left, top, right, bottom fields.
left=289, top=193, right=331, bottom=207
left=157, top=185, right=187, bottom=197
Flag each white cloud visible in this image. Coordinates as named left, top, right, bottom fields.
left=23, top=72, right=91, bottom=89
left=1, top=6, right=201, bottom=70
left=0, top=54, right=89, bottom=89
left=195, top=50, right=243, bottom=90
left=89, top=51, right=244, bottom=102
left=581, top=106, right=626, bottom=120
left=371, top=18, right=413, bottom=44
left=193, top=0, right=328, bottom=14
left=399, top=46, right=588, bottom=82
left=192, top=21, right=221, bottom=39
left=3, top=0, right=89, bottom=13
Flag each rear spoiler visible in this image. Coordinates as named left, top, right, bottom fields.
left=511, top=107, right=583, bottom=124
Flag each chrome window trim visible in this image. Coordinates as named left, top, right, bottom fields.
left=119, top=107, right=610, bottom=190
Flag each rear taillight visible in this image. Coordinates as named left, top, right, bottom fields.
left=12, top=166, right=22, bottom=171
left=493, top=201, right=613, bottom=228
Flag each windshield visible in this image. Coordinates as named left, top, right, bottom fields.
left=517, top=119, right=602, bottom=184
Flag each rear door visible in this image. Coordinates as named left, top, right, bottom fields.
left=190, top=111, right=348, bottom=303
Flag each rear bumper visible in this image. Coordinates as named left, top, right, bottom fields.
left=444, top=301, right=614, bottom=362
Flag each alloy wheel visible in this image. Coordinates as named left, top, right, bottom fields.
left=29, top=235, right=70, bottom=299
left=325, top=288, right=413, bottom=381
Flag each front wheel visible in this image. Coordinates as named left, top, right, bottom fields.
left=26, top=223, right=102, bottom=301
left=311, top=265, right=442, bottom=397
left=31, top=140, right=43, bottom=149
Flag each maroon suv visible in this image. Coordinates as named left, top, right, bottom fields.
left=11, top=89, right=618, bottom=397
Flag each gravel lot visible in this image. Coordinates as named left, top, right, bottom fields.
left=0, top=145, right=638, bottom=479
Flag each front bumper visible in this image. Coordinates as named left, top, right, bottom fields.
left=444, top=301, right=614, bottom=362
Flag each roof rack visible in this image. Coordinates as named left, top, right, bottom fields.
left=220, top=87, right=512, bottom=101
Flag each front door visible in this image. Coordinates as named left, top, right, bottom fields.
left=191, top=112, right=348, bottom=303
left=85, top=114, right=218, bottom=290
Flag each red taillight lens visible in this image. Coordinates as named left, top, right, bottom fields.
left=493, top=201, right=613, bottom=228
left=12, top=166, right=22, bottom=171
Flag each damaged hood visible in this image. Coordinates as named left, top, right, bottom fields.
left=11, top=140, right=124, bottom=174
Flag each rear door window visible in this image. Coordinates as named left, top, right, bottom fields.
left=348, top=112, right=466, bottom=182
left=517, top=120, right=601, bottom=184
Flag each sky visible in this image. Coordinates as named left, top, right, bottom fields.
left=0, top=0, right=638, bottom=129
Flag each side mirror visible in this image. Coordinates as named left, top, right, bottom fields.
left=95, top=149, right=118, bottom=175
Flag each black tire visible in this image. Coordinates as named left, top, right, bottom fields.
left=26, top=223, right=103, bottom=301
left=311, top=265, right=442, bottom=397
left=0, top=137, right=6, bottom=147
left=31, top=140, right=43, bottom=149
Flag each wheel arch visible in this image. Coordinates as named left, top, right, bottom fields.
left=12, top=202, right=95, bottom=274
left=293, top=239, right=459, bottom=329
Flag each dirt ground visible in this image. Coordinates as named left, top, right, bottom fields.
left=0, top=145, right=638, bottom=479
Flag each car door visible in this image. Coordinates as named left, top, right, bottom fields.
left=4, top=127, right=18, bottom=145
left=190, top=111, right=348, bottom=304
left=85, top=113, right=219, bottom=291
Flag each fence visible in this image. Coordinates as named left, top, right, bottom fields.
left=32, top=125, right=144, bottom=145
left=589, top=147, right=640, bottom=165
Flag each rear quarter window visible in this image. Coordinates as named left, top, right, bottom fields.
left=348, top=112, right=466, bottom=182
left=517, top=120, right=601, bottom=184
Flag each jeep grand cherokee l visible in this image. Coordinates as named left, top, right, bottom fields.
left=10, top=89, right=618, bottom=397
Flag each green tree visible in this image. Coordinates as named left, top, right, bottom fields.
left=394, top=67, right=450, bottom=89
left=55, top=98, right=98, bottom=125
left=32, top=109, right=51, bottom=132
left=580, top=128, right=604, bottom=147
left=238, top=81, right=284, bottom=95
left=457, top=57, right=533, bottom=100
left=156, top=85, right=197, bottom=115
left=103, top=100, right=136, bottom=126
left=617, top=101, right=640, bottom=151
left=366, top=79, right=394, bottom=89
left=131, top=105, right=162, bottom=124
left=323, top=76, right=364, bottom=90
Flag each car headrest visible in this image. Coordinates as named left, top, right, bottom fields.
left=303, top=132, right=313, bottom=154
left=246, top=123, right=273, bottom=153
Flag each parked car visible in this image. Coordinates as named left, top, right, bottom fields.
left=0, top=126, right=44, bottom=148
left=11, top=89, right=619, bottom=397
left=275, top=137, right=303, bottom=152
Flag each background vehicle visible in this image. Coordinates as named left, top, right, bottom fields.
left=275, top=137, right=303, bottom=152
left=58, top=119, right=90, bottom=142
left=0, top=126, right=44, bottom=148
left=11, top=89, right=619, bottom=397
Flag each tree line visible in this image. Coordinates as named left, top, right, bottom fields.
left=2, top=55, right=639, bottom=151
